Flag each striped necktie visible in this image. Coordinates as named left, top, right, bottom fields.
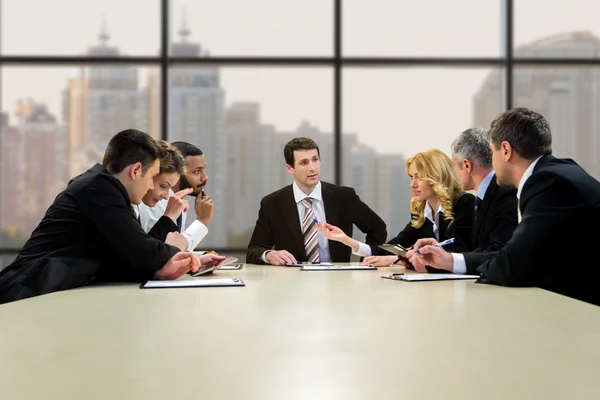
left=301, top=198, right=320, bottom=263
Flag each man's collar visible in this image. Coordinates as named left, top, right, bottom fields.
left=292, top=181, right=322, bottom=203
left=476, top=170, right=496, bottom=200
left=517, top=156, right=543, bottom=199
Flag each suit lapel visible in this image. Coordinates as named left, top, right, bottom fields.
left=322, top=183, right=341, bottom=258
left=474, top=179, right=498, bottom=239
left=278, top=186, right=306, bottom=259
left=322, top=183, right=340, bottom=227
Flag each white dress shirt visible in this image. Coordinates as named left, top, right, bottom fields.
left=353, top=201, right=443, bottom=257
left=139, top=189, right=208, bottom=251
left=452, top=170, right=496, bottom=274
left=516, top=156, right=543, bottom=224
left=262, top=181, right=332, bottom=263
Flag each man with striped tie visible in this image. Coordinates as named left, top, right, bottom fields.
left=247, top=137, right=387, bottom=266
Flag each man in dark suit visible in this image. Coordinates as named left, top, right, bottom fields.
left=407, top=127, right=518, bottom=273
left=418, top=108, right=600, bottom=306
left=247, top=137, right=387, bottom=265
left=0, top=129, right=209, bottom=304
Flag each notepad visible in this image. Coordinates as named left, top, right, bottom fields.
left=300, top=265, right=377, bottom=271
left=141, top=278, right=245, bottom=288
left=218, top=263, right=244, bottom=270
left=381, top=273, right=479, bottom=281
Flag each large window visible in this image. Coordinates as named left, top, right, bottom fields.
left=1, top=0, right=599, bottom=254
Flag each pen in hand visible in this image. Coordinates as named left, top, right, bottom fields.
left=201, top=188, right=205, bottom=199
left=416, top=237, right=455, bottom=254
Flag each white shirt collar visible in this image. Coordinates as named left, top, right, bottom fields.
left=424, top=201, right=444, bottom=224
left=517, top=156, right=544, bottom=199
left=476, top=170, right=496, bottom=201
left=292, top=181, right=323, bottom=203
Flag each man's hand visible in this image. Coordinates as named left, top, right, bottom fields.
left=199, top=253, right=227, bottom=268
left=166, top=232, right=189, bottom=251
left=154, top=251, right=200, bottom=280
left=409, top=245, right=454, bottom=272
left=405, top=238, right=438, bottom=259
left=195, top=193, right=214, bottom=226
left=360, top=255, right=398, bottom=267
left=265, top=250, right=298, bottom=266
left=164, top=188, right=193, bottom=221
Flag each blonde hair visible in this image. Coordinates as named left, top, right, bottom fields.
left=406, top=149, right=463, bottom=228
left=158, top=140, right=185, bottom=175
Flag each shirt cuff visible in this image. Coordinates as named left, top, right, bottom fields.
left=451, top=253, right=467, bottom=274
left=183, top=220, right=208, bottom=251
left=353, top=241, right=372, bottom=257
left=261, top=250, right=271, bottom=264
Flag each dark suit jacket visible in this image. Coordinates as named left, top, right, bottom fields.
left=247, top=182, right=387, bottom=264
left=0, top=164, right=179, bottom=304
left=147, top=216, right=179, bottom=242
left=463, top=178, right=518, bottom=274
left=371, top=192, right=475, bottom=257
left=477, top=155, right=600, bottom=306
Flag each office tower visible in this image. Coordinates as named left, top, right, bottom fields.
left=0, top=112, right=23, bottom=237
left=63, top=21, right=143, bottom=177
left=474, top=31, right=600, bottom=178
left=166, top=20, right=227, bottom=248
left=224, top=102, right=278, bottom=243
left=15, top=100, right=66, bottom=234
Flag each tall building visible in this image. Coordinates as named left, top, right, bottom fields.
left=224, top=102, right=278, bottom=242
left=63, top=21, right=144, bottom=177
left=165, top=20, right=227, bottom=248
left=0, top=112, right=24, bottom=235
left=15, top=99, right=66, bottom=234
left=474, top=31, right=600, bottom=179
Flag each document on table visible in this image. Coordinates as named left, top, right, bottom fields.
left=141, top=278, right=245, bottom=288
left=381, top=273, right=479, bottom=281
left=300, top=265, right=377, bottom=271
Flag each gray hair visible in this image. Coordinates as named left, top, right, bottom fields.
left=451, top=127, right=493, bottom=169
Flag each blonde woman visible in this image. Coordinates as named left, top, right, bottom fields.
left=319, top=149, right=475, bottom=268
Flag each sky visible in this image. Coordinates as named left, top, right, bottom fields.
left=2, top=0, right=600, bottom=157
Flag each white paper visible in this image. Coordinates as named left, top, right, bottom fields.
left=143, top=278, right=244, bottom=288
left=301, top=265, right=376, bottom=270
left=395, top=273, right=479, bottom=281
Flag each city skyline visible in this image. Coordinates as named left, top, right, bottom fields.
left=3, top=4, right=600, bottom=251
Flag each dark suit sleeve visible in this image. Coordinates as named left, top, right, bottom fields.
left=464, top=189, right=518, bottom=274
left=147, top=216, right=178, bottom=242
left=79, top=177, right=179, bottom=272
left=246, top=198, right=273, bottom=264
left=477, top=174, right=582, bottom=286
left=349, top=189, right=387, bottom=245
left=370, top=220, right=422, bottom=255
left=446, top=193, right=475, bottom=253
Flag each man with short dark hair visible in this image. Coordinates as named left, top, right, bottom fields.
left=247, top=137, right=387, bottom=265
left=413, top=108, right=600, bottom=306
left=0, top=129, right=204, bottom=304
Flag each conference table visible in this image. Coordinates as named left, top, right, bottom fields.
left=1, top=264, right=599, bottom=399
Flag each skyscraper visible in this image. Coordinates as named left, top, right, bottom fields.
left=64, top=21, right=144, bottom=177
left=474, top=31, right=600, bottom=179
left=15, top=99, right=65, bottom=234
left=165, top=19, right=227, bottom=247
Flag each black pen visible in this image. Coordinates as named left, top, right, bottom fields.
left=201, top=188, right=205, bottom=199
